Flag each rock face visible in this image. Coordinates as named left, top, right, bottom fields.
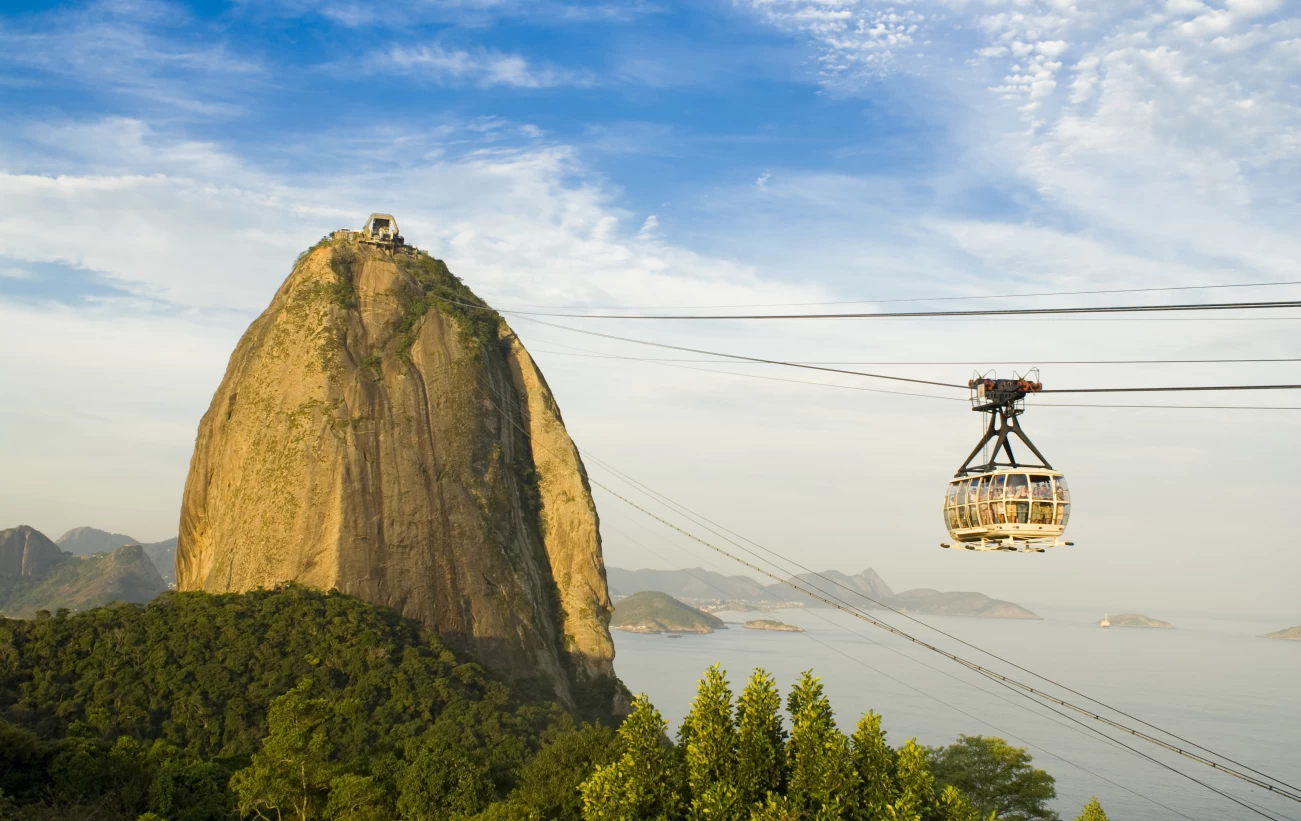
left=177, top=239, right=620, bottom=714
left=0, top=526, right=66, bottom=578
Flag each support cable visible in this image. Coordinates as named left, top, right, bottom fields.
left=482, top=299, right=1301, bottom=321
left=500, top=279, right=1301, bottom=311
left=525, top=344, right=1301, bottom=410
left=503, top=314, right=1301, bottom=396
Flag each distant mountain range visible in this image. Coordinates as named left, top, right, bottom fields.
left=0, top=526, right=166, bottom=617
left=56, top=526, right=177, bottom=584
left=606, top=566, right=1039, bottom=620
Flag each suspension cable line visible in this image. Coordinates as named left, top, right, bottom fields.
left=470, top=371, right=1301, bottom=806
left=482, top=299, right=1301, bottom=321
left=506, top=314, right=1301, bottom=396
left=526, top=344, right=1301, bottom=410
left=500, top=278, right=1301, bottom=311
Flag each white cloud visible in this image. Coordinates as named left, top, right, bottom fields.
left=367, top=44, right=589, bottom=88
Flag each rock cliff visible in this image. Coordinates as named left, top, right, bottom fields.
left=177, top=238, right=621, bottom=715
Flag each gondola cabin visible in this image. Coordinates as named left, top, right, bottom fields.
left=941, top=371, right=1073, bottom=552
left=943, top=469, right=1069, bottom=546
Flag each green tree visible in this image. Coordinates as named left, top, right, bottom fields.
left=735, top=669, right=786, bottom=810
left=507, top=723, right=620, bottom=821
left=849, top=711, right=896, bottom=820
left=396, top=731, right=494, bottom=821
left=749, top=793, right=800, bottom=821
left=1073, top=798, right=1107, bottom=821
left=785, top=672, right=858, bottom=821
left=885, top=740, right=933, bottom=821
left=325, top=773, right=389, bottom=821
left=684, top=665, right=741, bottom=821
left=934, top=785, right=981, bottom=821
left=926, top=736, right=1058, bottom=821
left=230, top=680, right=339, bottom=821
left=580, top=694, right=682, bottom=821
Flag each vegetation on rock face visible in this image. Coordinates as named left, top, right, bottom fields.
left=178, top=239, right=619, bottom=713
left=610, top=592, right=724, bottom=634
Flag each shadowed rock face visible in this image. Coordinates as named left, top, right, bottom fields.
left=177, top=240, right=620, bottom=713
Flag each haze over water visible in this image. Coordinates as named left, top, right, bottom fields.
left=613, top=606, right=1300, bottom=820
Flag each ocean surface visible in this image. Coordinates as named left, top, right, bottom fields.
left=611, top=605, right=1300, bottom=821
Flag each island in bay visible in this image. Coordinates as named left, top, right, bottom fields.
left=611, top=591, right=725, bottom=634
left=743, top=619, right=804, bottom=632
left=1104, top=613, right=1175, bottom=629
left=1262, top=626, right=1301, bottom=641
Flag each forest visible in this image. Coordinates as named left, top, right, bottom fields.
left=0, top=586, right=1108, bottom=821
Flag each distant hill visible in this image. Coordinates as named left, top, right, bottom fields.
left=55, top=526, right=139, bottom=555
left=611, top=591, right=725, bottom=634
left=1109, top=613, right=1174, bottom=629
left=50, top=527, right=177, bottom=584
left=743, top=619, right=804, bottom=632
left=607, top=567, right=1038, bottom=620
left=889, top=589, right=1039, bottom=620
left=607, top=567, right=780, bottom=603
left=0, top=525, right=67, bottom=578
left=0, top=526, right=166, bottom=617
left=1262, top=626, right=1301, bottom=641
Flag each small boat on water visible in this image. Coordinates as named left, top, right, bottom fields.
left=1099, top=613, right=1111, bottom=628
left=665, top=634, right=683, bottom=639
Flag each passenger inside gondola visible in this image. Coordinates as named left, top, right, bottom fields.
left=1008, top=500, right=1029, bottom=523
left=1031, top=475, right=1053, bottom=500
left=1006, top=474, right=1028, bottom=499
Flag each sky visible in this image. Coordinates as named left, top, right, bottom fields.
left=1, top=0, right=1299, bottom=619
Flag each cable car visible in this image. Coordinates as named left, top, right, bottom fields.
left=941, top=371, right=1073, bottom=553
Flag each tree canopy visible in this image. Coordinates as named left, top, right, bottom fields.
left=0, top=587, right=1110, bottom=821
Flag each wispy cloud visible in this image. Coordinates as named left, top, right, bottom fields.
left=365, top=44, right=591, bottom=88
left=0, top=0, right=262, bottom=115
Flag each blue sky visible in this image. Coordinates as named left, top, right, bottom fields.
left=2, top=0, right=1300, bottom=617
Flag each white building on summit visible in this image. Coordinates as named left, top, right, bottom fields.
left=333, top=213, right=410, bottom=250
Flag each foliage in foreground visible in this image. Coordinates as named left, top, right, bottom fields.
left=580, top=664, right=1104, bottom=821
left=0, top=588, right=1110, bottom=821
